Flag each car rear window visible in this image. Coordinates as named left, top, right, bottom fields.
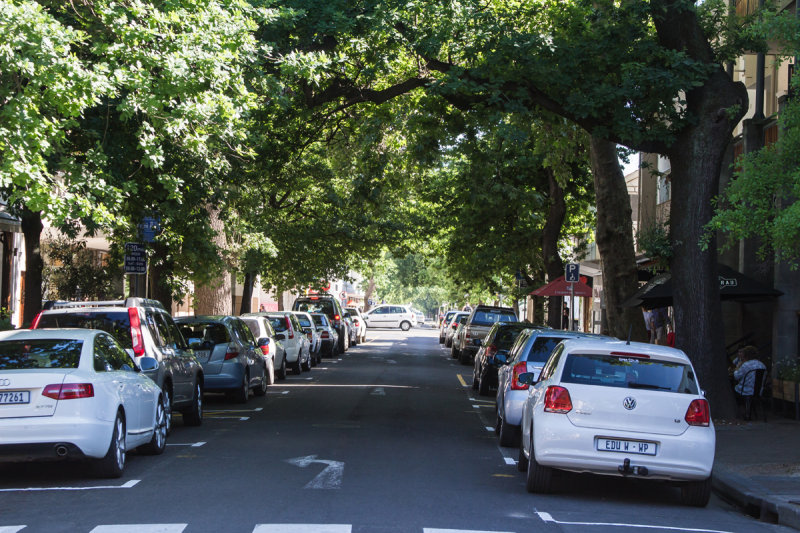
left=494, top=326, right=528, bottom=348
left=37, top=312, right=132, bottom=350
left=561, top=353, right=699, bottom=394
left=471, top=310, right=516, bottom=326
left=295, top=315, right=312, bottom=327
left=267, top=316, right=289, bottom=332
left=312, top=314, right=328, bottom=327
left=521, top=336, right=566, bottom=363
left=294, top=299, right=335, bottom=317
left=0, top=339, right=83, bottom=369
left=175, top=321, right=231, bottom=346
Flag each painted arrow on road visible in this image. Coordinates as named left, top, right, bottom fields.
left=286, top=455, right=344, bottom=489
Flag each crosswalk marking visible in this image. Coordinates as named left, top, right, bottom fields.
left=253, top=526, right=351, bottom=533
left=90, top=526, right=187, bottom=533
left=0, top=526, right=25, bottom=533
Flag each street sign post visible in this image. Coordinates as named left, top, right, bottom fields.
left=565, top=263, right=580, bottom=331
left=124, top=243, right=147, bottom=274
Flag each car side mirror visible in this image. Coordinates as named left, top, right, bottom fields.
left=138, top=356, right=159, bottom=372
left=518, top=372, right=537, bottom=386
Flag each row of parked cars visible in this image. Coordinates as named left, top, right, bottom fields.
left=0, top=293, right=367, bottom=478
left=439, top=304, right=715, bottom=507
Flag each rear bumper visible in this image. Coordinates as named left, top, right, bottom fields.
left=202, top=364, right=246, bottom=392
left=0, top=417, right=114, bottom=460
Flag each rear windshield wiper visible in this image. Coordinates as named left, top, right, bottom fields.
left=627, top=383, right=672, bottom=391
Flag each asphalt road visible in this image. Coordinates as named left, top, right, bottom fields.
left=0, top=327, right=791, bottom=533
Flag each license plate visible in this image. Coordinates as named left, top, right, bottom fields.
left=0, top=391, right=30, bottom=405
left=597, top=438, right=656, bottom=455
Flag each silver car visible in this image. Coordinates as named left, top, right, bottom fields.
left=264, top=312, right=311, bottom=375
left=241, top=315, right=287, bottom=381
left=292, top=311, right=322, bottom=366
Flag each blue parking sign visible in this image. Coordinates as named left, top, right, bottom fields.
left=565, top=263, right=580, bottom=282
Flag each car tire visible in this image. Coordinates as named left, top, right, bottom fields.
left=439, top=335, right=445, bottom=344
left=680, top=476, right=712, bottom=507
left=301, top=352, right=311, bottom=372
left=182, top=382, right=203, bottom=426
left=360, top=333, right=366, bottom=343
left=96, top=412, right=125, bottom=479
left=445, top=337, right=452, bottom=348
left=292, top=356, right=302, bottom=375
left=400, top=321, right=411, bottom=331
left=142, top=396, right=167, bottom=455
left=234, top=371, right=250, bottom=403
left=525, top=436, right=553, bottom=493
left=471, top=374, right=479, bottom=390
left=495, top=411, right=501, bottom=436
left=254, top=365, right=268, bottom=396
left=451, top=344, right=459, bottom=359
left=478, top=374, right=491, bottom=396
left=277, top=357, right=287, bottom=380
left=517, top=435, right=529, bottom=472
left=162, top=386, right=173, bottom=436
left=459, top=350, right=471, bottom=366
left=498, top=416, right=519, bottom=448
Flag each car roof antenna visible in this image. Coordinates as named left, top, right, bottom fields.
left=626, top=324, right=632, bottom=345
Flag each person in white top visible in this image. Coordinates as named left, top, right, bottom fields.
left=733, top=345, right=766, bottom=397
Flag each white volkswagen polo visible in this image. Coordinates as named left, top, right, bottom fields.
left=517, top=338, right=715, bottom=506
left=0, top=328, right=167, bottom=477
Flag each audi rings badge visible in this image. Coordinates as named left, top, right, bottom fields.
left=0, top=378, right=10, bottom=387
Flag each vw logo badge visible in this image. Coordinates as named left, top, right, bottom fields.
left=0, top=378, right=10, bottom=387
left=623, top=397, right=637, bottom=410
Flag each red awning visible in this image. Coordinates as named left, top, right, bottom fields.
left=530, top=275, right=592, bottom=298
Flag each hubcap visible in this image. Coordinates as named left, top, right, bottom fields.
left=163, top=390, right=172, bottom=433
left=115, top=418, right=126, bottom=469
left=196, top=385, right=203, bottom=417
left=155, top=401, right=166, bottom=448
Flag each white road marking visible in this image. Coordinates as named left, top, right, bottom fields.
left=485, top=426, right=495, bottom=432
left=424, top=529, right=515, bottom=533
left=0, top=480, right=140, bottom=492
left=286, top=455, right=344, bottom=489
left=90, top=525, right=187, bottom=533
left=254, top=525, right=351, bottom=533
left=370, top=387, right=386, bottom=396
left=204, top=408, right=261, bottom=413
left=504, top=457, right=516, bottom=466
left=205, top=416, right=249, bottom=421
left=166, top=442, right=206, bottom=447
left=535, top=512, right=734, bottom=532
left=0, top=527, right=25, bottom=533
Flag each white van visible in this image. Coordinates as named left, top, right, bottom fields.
left=363, top=305, right=417, bottom=331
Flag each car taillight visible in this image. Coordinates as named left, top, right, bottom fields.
left=43, top=383, right=94, bottom=400
left=465, top=330, right=471, bottom=338
left=685, top=399, right=710, bottom=426
left=285, top=317, right=294, bottom=339
left=510, top=362, right=529, bottom=390
left=321, top=331, right=330, bottom=339
left=334, top=314, right=341, bottom=322
left=31, top=311, right=43, bottom=329
left=128, top=308, right=145, bottom=357
left=486, top=344, right=498, bottom=358
left=543, top=386, right=572, bottom=413
left=224, top=347, right=239, bottom=360
left=451, top=323, right=458, bottom=329
left=259, top=344, right=270, bottom=356
left=353, top=318, right=360, bottom=326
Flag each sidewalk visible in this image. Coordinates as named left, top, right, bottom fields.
left=714, top=416, right=800, bottom=529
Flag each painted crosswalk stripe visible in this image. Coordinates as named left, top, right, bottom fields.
left=535, top=512, right=733, bottom=533
left=0, top=480, right=139, bottom=492
left=253, top=525, right=351, bottom=533
left=90, top=525, right=187, bottom=533
left=0, top=526, right=25, bottom=533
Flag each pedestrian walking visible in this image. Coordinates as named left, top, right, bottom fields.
left=641, top=307, right=654, bottom=343
left=562, top=307, right=570, bottom=330
left=652, top=307, right=668, bottom=344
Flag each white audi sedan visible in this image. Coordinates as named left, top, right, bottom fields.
left=517, top=338, right=714, bottom=506
left=0, top=329, right=167, bottom=477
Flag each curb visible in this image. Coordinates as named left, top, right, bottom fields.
left=713, top=466, right=800, bottom=530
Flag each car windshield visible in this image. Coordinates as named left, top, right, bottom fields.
left=0, top=339, right=83, bottom=369
left=312, top=315, right=328, bottom=327
left=470, top=310, right=516, bottom=326
left=37, top=312, right=132, bottom=349
left=294, top=299, right=335, bottom=317
left=267, top=316, right=289, bottom=333
left=561, top=353, right=699, bottom=394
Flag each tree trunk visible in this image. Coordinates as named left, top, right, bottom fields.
left=542, top=169, right=566, bottom=328
left=589, top=136, right=649, bottom=341
left=240, top=271, right=255, bottom=314
left=194, top=206, right=231, bottom=315
left=20, top=207, right=43, bottom=327
left=363, top=276, right=376, bottom=312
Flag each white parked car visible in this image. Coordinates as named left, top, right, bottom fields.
left=363, top=304, right=416, bottom=330
left=241, top=315, right=287, bottom=382
left=345, top=307, right=367, bottom=343
left=517, top=338, right=714, bottom=506
left=0, top=328, right=168, bottom=478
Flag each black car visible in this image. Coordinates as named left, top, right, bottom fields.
left=292, top=294, right=348, bottom=354
left=472, top=322, right=547, bottom=396
left=33, top=298, right=205, bottom=432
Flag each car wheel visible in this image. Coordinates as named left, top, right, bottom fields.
left=478, top=372, right=491, bottom=396
left=517, top=434, right=529, bottom=472
left=142, top=396, right=167, bottom=455
left=301, top=352, right=311, bottom=372
left=525, top=435, right=553, bottom=493
left=162, top=387, right=173, bottom=436
left=360, top=334, right=366, bottom=343
left=445, top=337, right=452, bottom=348
left=292, top=356, right=302, bottom=375
left=471, top=373, right=479, bottom=390
left=459, top=350, right=471, bottom=366
left=495, top=411, right=501, bottom=436
left=400, top=321, right=411, bottom=331
left=451, top=344, right=459, bottom=359
left=267, top=358, right=275, bottom=385
left=498, top=416, right=519, bottom=448
left=182, top=382, right=203, bottom=426
left=439, top=335, right=445, bottom=344
left=680, top=476, right=712, bottom=507
left=234, top=371, right=250, bottom=403
left=96, top=412, right=125, bottom=478
left=254, top=365, right=268, bottom=396
left=338, top=336, right=346, bottom=354
left=277, top=357, right=287, bottom=380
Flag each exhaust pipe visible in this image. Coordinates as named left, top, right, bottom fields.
left=55, top=445, right=69, bottom=457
